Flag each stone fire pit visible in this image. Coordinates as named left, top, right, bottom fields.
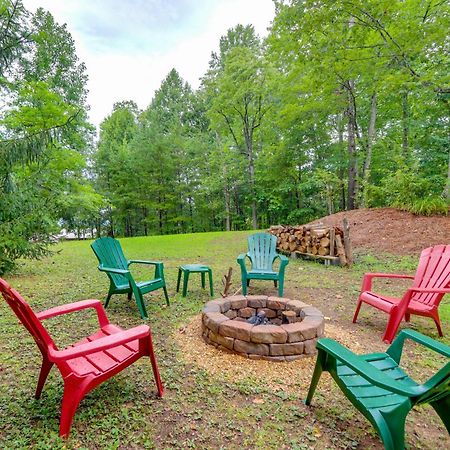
left=201, top=295, right=324, bottom=361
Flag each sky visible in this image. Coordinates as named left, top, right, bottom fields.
left=22, top=0, right=276, bottom=130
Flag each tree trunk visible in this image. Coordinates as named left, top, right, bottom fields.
left=109, top=206, right=115, bottom=237
left=402, top=90, right=409, bottom=156
left=224, top=185, right=231, bottom=231
left=158, top=209, right=163, bottom=234
left=326, top=184, right=333, bottom=215
left=246, top=138, right=258, bottom=230
left=444, top=144, right=450, bottom=201
left=346, top=81, right=358, bottom=210
left=361, top=92, right=377, bottom=207
left=338, top=113, right=346, bottom=211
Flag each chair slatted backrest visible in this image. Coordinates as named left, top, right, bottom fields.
left=247, top=233, right=277, bottom=271
left=412, top=245, right=450, bottom=307
left=0, top=278, right=55, bottom=356
left=91, top=237, right=129, bottom=287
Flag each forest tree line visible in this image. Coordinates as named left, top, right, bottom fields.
left=1, top=0, right=449, bottom=273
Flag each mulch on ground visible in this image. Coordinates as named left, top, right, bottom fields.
left=174, top=314, right=365, bottom=395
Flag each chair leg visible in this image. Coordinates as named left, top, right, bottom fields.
left=35, top=357, right=53, bottom=399
left=201, top=272, right=206, bottom=289
left=247, top=279, right=250, bottom=287
left=274, top=280, right=278, bottom=288
left=127, top=291, right=132, bottom=300
left=382, top=308, right=404, bottom=344
left=352, top=297, right=363, bottom=323
left=404, top=312, right=410, bottom=322
left=372, top=408, right=408, bottom=450
left=208, top=269, right=214, bottom=296
left=59, top=379, right=88, bottom=438
left=431, top=311, right=444, bottom=337
left=176, top=268, right=182, bottom=293
left=278, top=278, right=284, bottom=297
left=305, top=349, right=326, bottom=405
left=242, top=276, right=248, bottom=295
left=182, top=270, right=189, bottom=297
left=134, top=290, right=148, bottom=320
left=147, top=334, right=164, bottom=398
left=430, top=396, right=450, bottom=433
left=163, top=286, right=170, bottom=306
left=105, top=292, right=112, bottom=308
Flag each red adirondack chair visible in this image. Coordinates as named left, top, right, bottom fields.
left=0, top=278, right=163, bottom=438
left=353, top=245, right=450, bottom=343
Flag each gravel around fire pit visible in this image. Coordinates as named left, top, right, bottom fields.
left=175, top=314, right=365, bottom=394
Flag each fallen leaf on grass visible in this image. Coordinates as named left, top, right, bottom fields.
left=252, top=398, right=265, bottom=405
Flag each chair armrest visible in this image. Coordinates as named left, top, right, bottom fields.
left=128, top=260, right=162, bottom=267
left=364, top=273, right=415, bottom=279
left=274, top=253, right=289, bottom=265
left=361, top=273, right=415, bottom=293
left=128, top=260, right=165, bottom=279
left=388, top=329, right=450, bottom=360
left=98, top=266, right=130, bottom=276
left=317, top=338, right=425, bottom=397
left=407, top=287, right=450, bottom=295
left=48, top=325, right=150, bottom=362
left=237, top=253, right=249, bottom=274
left=36, top=299, right=109, bottom=327
left=387, top=330, right=450, bottom=391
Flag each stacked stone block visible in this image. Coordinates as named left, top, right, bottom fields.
left=201, top=295, right=324, bottom=361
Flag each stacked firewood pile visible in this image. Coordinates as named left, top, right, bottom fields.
left=269, top=221, right=352, bottom=266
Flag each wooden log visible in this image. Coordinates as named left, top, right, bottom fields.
left=318, top=246, right=328, bottom=256
left=335, top=234, right=347, bottom=266
left=343, top=218, right=353, bottom=267
left=288, top=242, right=297, bottom=252
left=319, top=236, right=330, bottom=247
left=282, top=310, right=297, bottom=324
left=329, top=228, right=335, bottom=257
left=311, top=229, right=327, bottom=238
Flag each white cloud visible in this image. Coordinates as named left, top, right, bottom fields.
left=22, top=0, right=275, bottom=129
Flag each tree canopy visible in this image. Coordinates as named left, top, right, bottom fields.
left=1, top=0, right=449, bottom=273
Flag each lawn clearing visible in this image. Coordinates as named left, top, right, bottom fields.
left=1, top=231, right=449, bottom=449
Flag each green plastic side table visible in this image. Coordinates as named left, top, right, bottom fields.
left=177, top=264, right=213, bottom=297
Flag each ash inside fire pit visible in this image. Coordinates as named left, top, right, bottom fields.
left=247, top=311, right=270, bottom=325
left=202, top=295, right=324, bottom=361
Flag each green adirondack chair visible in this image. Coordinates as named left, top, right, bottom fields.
left=237, top=232, right=289, bottom=296
left=91, top=237, right=169, bottom=319
left=306, top=330, right=450, bottom=450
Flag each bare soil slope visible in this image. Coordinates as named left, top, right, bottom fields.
left=309, top=207, right=450, bottom=255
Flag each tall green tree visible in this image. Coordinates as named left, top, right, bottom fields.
left=268, top=0, right=449, bottom=213
left=203, top=25, right=270, bottom=229
left=0, top=1, right=93, bottom=273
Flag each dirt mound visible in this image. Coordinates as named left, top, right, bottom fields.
left=308, top=207, right=449, bottom=256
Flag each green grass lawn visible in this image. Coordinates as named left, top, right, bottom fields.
left=0, top=231, right=449, bottom=449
